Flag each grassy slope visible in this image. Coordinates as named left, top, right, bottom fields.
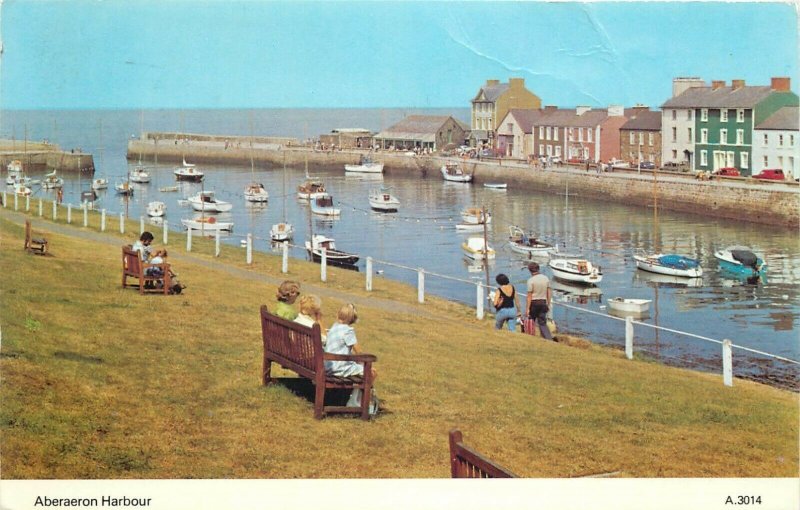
left=0, top=214, right=797, bottom=479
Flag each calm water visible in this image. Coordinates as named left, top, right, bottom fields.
left=4, top=109, right=799, bottom=387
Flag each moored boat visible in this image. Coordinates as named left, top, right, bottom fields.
left=130, top=166, right=151, bottom=183
left=713, top=246, right=766, bottom=277
left=548, top=258, right=602, bottom=285
left=159, top=185, right=179, bottom=192
left=345, top=155, right=384, bottom=174
left=310, top=194, right=341, bottom=216
left=633, top=251, right=702, bottom=278
left=146, top=201, right=166, bottom=217
left=508, top=225, right=558, bottom=257
left=607, top=297, right=651, bottom=314
left=270, top=222, right=295, bottom=242
left=115, top=181, right=134, bottom=195
left=188, top=191, right=233, bottom=213
left=41, top=170, right=64, bottom=189
left=483, top=183, right=507, bottom=189
left=441, top=162, right=472, bottom=182
left=7, top=160, right=23, bottom=173
left=244, top=182, right=269, bottom=202
left=460, top=207, right=491, bottom=225
left=13, top=183, right=32, bottom=196
left=368, top=188, right=399, bottom=212
left=461, top=237, right=496, bottom=260
left=174, top=160, right=204, bottom=182
left=181, top=216, right=234, bottom=232
left=305, top=235, right=359, bottom=266
left=91, top=178, right=109, bottom=190
left=297, top=179, right=327, bottom=200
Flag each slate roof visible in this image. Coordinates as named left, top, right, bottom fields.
left=505, top=109, right=546, bottom=132
left=620, top=110, right=662, bottom=131
left=474, top=83, right=510, bottom=102
left=661, top=86, right=776, bottom=109
left=755, top=106, right=799, bottom=131
left=374, top=115, right=464, bottom=142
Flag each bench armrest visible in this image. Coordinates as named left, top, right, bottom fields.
left=323, top=353, right=377, bottom=363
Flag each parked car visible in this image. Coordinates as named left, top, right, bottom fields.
left=753, top=169, right=786, bottom=181
left=567, top=157, right=587, bottom=164
left=550, top=156, right=563, bottom=164
left=639, top=161, right=656, bottom=169
left=712, top=167, right=740, bottom=177
left=608, top=158, right=627, bottom=168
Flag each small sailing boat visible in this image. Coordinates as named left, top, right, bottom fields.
left=115, top=181, right=134, bottom=195
left=244, top=182, right=269, bottom=203
left=508, top=225, right=558, bottom=257
left=608, top=297, right=652, bottom=315
left=310, top=194, right=341, bottom=216
left=130, top=166, right=151, bottom=183
left=460, top=207, right=491, bottom=225
left=146, top=201, right=166, bottom=217
left=633, top=251, right=702, bottom=278
left=345, top=154, right=384, bottom=174
left=271, top=155, right=294, bottom=241
left=174, top=159, right=204, bottom=182
left=714, top=246, right=767, bottom=278
left=297, top=179, right=326, bottom=200
left=441, top=162, right=472, bottom=182
left=368, top=188, right=400, bottom=212
left=548, top=258, right=603, bottom=285
left=41, top=170, right=64, bottom=189
left=181, top=216, right=234, bottom=232
left=188, top=191, right=233, bottom=213
left=91, top=177, right=109, bottom=190
left=7, top=160, right=22, bottom=173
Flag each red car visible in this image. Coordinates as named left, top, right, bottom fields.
left=712, top=167, right=740, bottom=177
left=753, top=169, right=786, bottom=181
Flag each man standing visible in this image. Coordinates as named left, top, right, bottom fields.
left=526, top=262, right=553, bottom=340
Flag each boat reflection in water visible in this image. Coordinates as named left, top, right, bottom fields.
left=633, top=271, right=704, bottom=288
left=551, top=279, right=603, bottom=304
left=719, top=267, right=767, bottom=286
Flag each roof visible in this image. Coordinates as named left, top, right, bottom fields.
left=620, top=110, right=662, bottom=131
left=374, top=115, right=463, bottom=142
left=473, top=83, right=510, bottom=103
left=755, top=106, right=799, bottom=131
left=505, top=109, right=545, bottom=132
left=661, top=86, right=777, bottom=109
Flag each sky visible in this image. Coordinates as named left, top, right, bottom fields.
left=1, top=0, right=797, bottom=110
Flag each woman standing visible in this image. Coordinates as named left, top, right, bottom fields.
left=493, top=273, right=521, bottom=331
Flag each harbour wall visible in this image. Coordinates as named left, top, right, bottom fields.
left=128, top=134, right=800, bottom=229
left=0, top=142, right=95, bottom=174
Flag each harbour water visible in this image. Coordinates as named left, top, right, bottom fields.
left=4, top=109, right=798, bottom=388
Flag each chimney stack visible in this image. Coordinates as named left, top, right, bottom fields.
left=731, top=79, right=745, bottom=90
left=509, top=78, right=524, bottom=88
left=486, top=79, right=500, bottom=87
left=544, top=105, right=557, bottom=111
left=576, top=106, right=592, bottom=115
left=672, top=77, right=706, bottom=97
left=771, top=77, right=791, bottom=92
left=711, top=80, right=725, bottom=90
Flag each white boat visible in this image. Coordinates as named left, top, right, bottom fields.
left=455, top=223, right=490, bottom=231
left=368, top=188, right=399, bottom=212
left=461, top=237, right=496, bottom=260
left=633, top=251, right=703, bottom=278
left=7, top=160, right=23, bottom=173
left=607, top=297, right=652, bottom=314
left=181, top=217, right=234, bottom=232
left=188, top=191, right=233, bottom=213
left=5, top=174, right=16, bottom=185
left=91, top=178, right=109, bottom=190
left=441, top=162, right=472, bottom=182
left=7, top=175, right=37, bottom=187
left=460, top=207, right=491, bottom=225
left=508, top=225, right=558, bottom=257
left=174, top=160, right=204, bottom=182
left=310, top=194, right=341, bottom=216
left=305, top=235, right=359, bottom=266
left=714, top=246, right=767, bottom=278
left=146, top=201, right=166, bottom=217
left=270, top=222, right=295, bottom=242
left=548, top=258, right=603, bottom=285
left=115, top=181, right=134, bottom=195
left=297, top=179, right=327, bottom=200
left=13, top=183, right=32, bottom=196
left=345, top=155, right=384, bottom=174
left=484, top=183, right=507, bottom=189
left=130, top=166, right=151, bottom=183
left=244, top=182, right=269, bottom=202
left=41, top=170, right=64, bottom=189
left=159, top=185, right=179, bottom=192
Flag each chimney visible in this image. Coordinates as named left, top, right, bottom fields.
left=486, top=79, right=500, bottom=87
left=732, top=79, right=745, bottom=90
left=673, top=77, right=706, bottom=97
left=544, top=105, right=557, bottom=111
left=509, top=77, right=524, bottom=88
left=711, top=80, right=725, bottom=90
left=576, top=106, right=592, bottom=115
left=607, top=105, right=624, bottom=117
left=771, top=77, right=791, bottom=92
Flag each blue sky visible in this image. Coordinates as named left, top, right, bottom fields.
left=2, top=1, right=797, bottom=109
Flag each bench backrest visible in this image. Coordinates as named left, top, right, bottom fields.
left=122, top=245, right=143, bottom=275
left=449, top=429, right=517, bottom=478
left=260, top=304, right=323, bottom=379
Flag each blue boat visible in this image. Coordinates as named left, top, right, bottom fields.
left=713, top=246, right=767, bottom=277
left=633, top=251, right=703, bottom=277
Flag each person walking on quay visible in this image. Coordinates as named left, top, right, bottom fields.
left=56, top=188, right=63, bottom=204
left=526, top=262, right=553, bottom=340
left=493, top=273, right=521, bottom=331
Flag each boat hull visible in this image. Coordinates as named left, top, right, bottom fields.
left=345, top=163, right=384, bottom=173
left=633, top=255, right=703, bottom=278
left=175, top=171, right=204, bottom=182
left=714, top=249, right=766, bottom=277
left=608, top=298, right=651, bottom=314
left=509, top=241, right=557, bottom=257
left=441, top=165, right=472, bottom=182
left=270, top=223, right=294, bottom=241
left=181, top=219, right=233, bottom=232
left=548, top=260, right=603, bottom=285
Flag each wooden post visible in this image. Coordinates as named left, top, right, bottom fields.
left=83, top=204, right=88, bottom=227
left=13, top=193, right=18, bottom=211
left=139, top=216, right=145, bottom=235
left=119, top=212, right=125, bottom=234
left=417, top=268, right=425, bottom=303
left=2, top=191, right=6, bottom=207
left=366, top=256, right=373, bottom=291
left=163, top=221, right=168, bottom=244
left=186, top=227, right=193, bottom=252
left=246, top=233, right=253, bottom=264
left=722, top=339, right=733, bottom=387
left=67, top=203, right=72, bottom=223
left=281, top=241, right=289, bottom=273
left=25, top=195, right=30, bottom=211
left=215, top=230, right=221, bottom=257
left=625, top=317, right=634, bottom=360
left=101, top=209, right=106, bottom=231
left=476, top=283, right=484, bottom=320
left=320, top=247, right=327, bottom=282
left=52, top=200, right=57, bottom=220
left=38, top=199, right=43, bottom=216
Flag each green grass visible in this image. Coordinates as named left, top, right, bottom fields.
left=0, top=209, right=797, bottom=479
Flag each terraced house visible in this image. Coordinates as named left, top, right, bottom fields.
left=662, top=77, right=798, bottom=175
left=470, top=78, right=541, bottom=147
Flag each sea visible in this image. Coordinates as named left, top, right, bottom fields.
left=3, top=108, right=798, bottom=389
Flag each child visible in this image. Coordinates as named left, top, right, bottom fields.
left=275, top=280, right=301, bottom=320
left=294, top=294, right=326, bottom=344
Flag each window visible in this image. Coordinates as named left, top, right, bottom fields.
left=763, top=133, right=769, bottom=146
left=701, top=129, right=708, bottom=143
left=507, top=123, right=513, bottom=133
left=671, top=110, right=677, bottom=120
left=639, top=132, right=644, bottom=145
left=546, top=145, right=552, bottom=156
left=569, top=128, right=574, bottom=141
left=778, top=156, right=784, bottom=169
left=736, top=129, right=744, bottom=145
left=672, top=150, right=678, bottom=159
left=701, top=109, right=708, bottom=122
left=555, top=146, right=562, bottom=157
left=763, top=155, right=769, bottom=167
left=700, top=150, right=708, bottom=166
left=578, top=128, right=583, bottom=142
left=648, top=133, right=654, bottom=146
left=737, top=109, right=745, bottom=122
left=720, top=129, right=727, bottom=144
left=539, top=126, right=544, bottom=139
left=741, top=152, right=749, bottom=169
left=488, top=119, right=493, bottom=130
left=720, top=109, right=728, bottom=122
left=539, top=144, right=544, bottom=155
left=791, top=134, right=796, bottom=146
left=585, top=129, right=590, bottom=142
left=726, top=152, right=735, bottom=167
left=687, top=110, right=693, bottom=120
left=688, top=127, right=693, bottom=141
left=630, top=132, right=636, bottom=144
left=779, top=134, right=784, bottom=146
left=554, top=128, right=559, bottom=141
left=671, top=127, right=677, bottom=142
left=546, top=127, right=551, bottom=140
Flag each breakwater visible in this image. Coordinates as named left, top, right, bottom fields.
left=0, top=140, right=94, bottom=173
left=128, top=132, right=800, bottom=228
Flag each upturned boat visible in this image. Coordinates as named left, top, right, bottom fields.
left=368, top=188, right=399, bottom=212
left=461, top=237, right=496, bottom=260
left=441, top=162, right=472, bottom=182
left=305, top=235, right=359, bottom=266
left=345, top=155, right=384, bottom=174
left=188, top=191, right=233, bottom=213
left=548, top=258, right=602, bottom=285
left=508, top=225, right=558, bottom=256
left=714, top=246, right=766, bottom=277
left=633, top=251, right=702, bottom=278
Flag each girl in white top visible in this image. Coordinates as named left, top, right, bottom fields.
left=293, top=294, right=326, bottom=345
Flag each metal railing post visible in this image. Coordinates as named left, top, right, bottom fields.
left=417, top=268, right=425, bottom=303
left=722, top=339, right=733, bottom=387
left=163, top=221, right=168, bottom=244
left=281, top=241, right=289, bottom=273
left=215, top=230, right=221, bottom=257
left=366, top=256, right=373, bottom=291
left=476, top=283, right=484, bottom=320
left=101, top=209, right=106, bottom=231
left=246, top=234, right=253, bottom=264
left=67, top=203, right=72, bottom=223
left=186, top=227, right=193, bottom=251
left=2, top=191, right=6, bottom=207
left=320, top=247, right=327, bottom=282
left=625, top=317, right=634, bottom=360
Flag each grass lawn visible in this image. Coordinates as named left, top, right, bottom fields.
left=0, top=211, right=797, bottom=479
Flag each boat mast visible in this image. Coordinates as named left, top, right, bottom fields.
left=282, top=152, right=287, bottom=223
left=482, top=205, right=491, bottom=293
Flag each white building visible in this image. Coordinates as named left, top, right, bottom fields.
left=752, top=106, right=800, bottom=179
left=661, top=77, right=706, bottom=167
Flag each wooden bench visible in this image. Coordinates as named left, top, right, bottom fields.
left=121, top=245, right=172, bottom=295
left=260, top=304, right=377, bottom=420
left=24, top=220, right=48, bottom=255
left=449, top=429, right=517, bottom=478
